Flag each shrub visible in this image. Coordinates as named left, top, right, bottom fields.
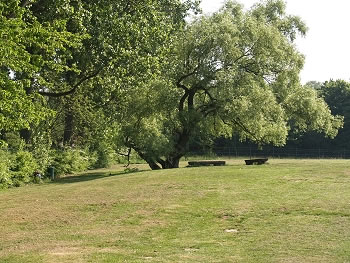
left=31, top=131, right=54, bottom=174
left=52, top=148, right=92, bottom=176
left=10, top=151, right=38, bottom=187
left=0, top=145, right=106, bottom=188
left=0, top=151, right=12, bottom=189
left=92, top=145, right=117, bottom=168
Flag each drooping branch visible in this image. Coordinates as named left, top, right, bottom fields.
left=199, top=87, right=215, bottom=102
left=194, top=86, right=221, bottom=116
left=198, top=102, right=219, bottom=117
left=221, top=116, right=261, bottom=143
left=38, top=67, right=104, bottom=97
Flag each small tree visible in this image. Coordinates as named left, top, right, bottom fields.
left=124, top=0, right=343, bottom=169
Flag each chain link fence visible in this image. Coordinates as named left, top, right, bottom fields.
left=188, top=146, right=350, bottom=159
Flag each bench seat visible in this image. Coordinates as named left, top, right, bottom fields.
left=245, top=158, right=268, bottom=165
left=188, top=160, right=226, bottom=167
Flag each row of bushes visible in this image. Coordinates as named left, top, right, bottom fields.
left=0, top=146, right=117, bottom=189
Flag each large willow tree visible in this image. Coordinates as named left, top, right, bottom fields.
left=122, top=0, right=343, bottom=169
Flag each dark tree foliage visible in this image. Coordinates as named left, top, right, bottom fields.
left=295, top=80, right=350, bottom=150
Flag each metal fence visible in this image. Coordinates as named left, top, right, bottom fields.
left=188, top=146, right=350, bottom=159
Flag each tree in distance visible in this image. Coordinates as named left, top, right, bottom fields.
left=121, top=0, right=343, bottom=169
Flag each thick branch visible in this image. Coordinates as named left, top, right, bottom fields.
left=38, top=67, right=103, bottom=97
left=199, top=88, right=215, bottom=102
left=156, top=158, right=167, bottom=169
left=179, top=89, right=189, bottom=112
left=7, top=0, right=32, bottom=19
left=126, top=140, right=162, bottom=170
left=20, top=0, right=31, bottom=8
left=176, top=65, right=200, bottom=89
left=187, top=89, right=195, bottom=110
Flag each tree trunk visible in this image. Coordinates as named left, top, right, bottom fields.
left=167, top=129, right=190, bottom=168
left=63, top=110, right=74, bottom=146
left=19, top=82, right=34, bottom=144
left=147, top=160, right=162, bottom=170
left=157, top=129, right=190, bottom=169
left=132, top=147, right=162, bottom=170
left=20, top=129, right=32, bottom=144
left=163, top=156, right=181, bottom=169
left=130, top=125, right=191, bottom=170
left=155, top=154, right=181, bottom=169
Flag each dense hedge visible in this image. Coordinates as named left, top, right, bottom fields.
left=0, top=147, right=117, bottom=189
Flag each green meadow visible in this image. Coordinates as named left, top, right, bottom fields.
left=1, top=159, right=350, bottom=262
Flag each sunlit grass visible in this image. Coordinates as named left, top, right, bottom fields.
left=1, top=159, right=350, bottom=262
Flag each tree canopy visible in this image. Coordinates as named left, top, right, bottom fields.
left=120, top=0, right=342, bottom=169
left=0, top=0, right=198, bottom=143
left=0, top=0, right=344, bottom=182
left=290, top=80, right=350, bottom=150
left=0, top=0, right=80, bottom=134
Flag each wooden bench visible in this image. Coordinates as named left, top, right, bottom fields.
left=245, top=158, right=268, bottom=165
left=188, top=160, right=226, bottom=167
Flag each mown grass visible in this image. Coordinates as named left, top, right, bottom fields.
left=1, top=159, right=350, bottom=262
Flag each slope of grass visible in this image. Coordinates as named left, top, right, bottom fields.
left=1, top=159, right=350, bottom=262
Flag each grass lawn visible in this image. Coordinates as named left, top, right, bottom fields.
left=1, top=159, right=350, bottom=262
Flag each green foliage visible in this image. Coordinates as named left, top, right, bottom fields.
left=92, top=144, right=117, bottom=169
left=122, top=0, right=342, bottom=169
left=0, top=151, right=11, bottom=189
left=319, top=80, right=350, bottom=117
left=1, top=129, right=54, bottom=187
left=0, top=0, right=198, bottom=185
left=0, top=0, right=82, bottom=134
left=0, top=149, right=41, bottom=188
left=0, top=146, right=104, bottom=188
left=3, top=132, right=25, bottom=151
left=292, top=79, right=350, bottom=149
left=10, top=151, right=38, bottom=187
left=30, top=130, right=54, bottom=173
left=52, top=148, right=93, bottom=176
left=283, top=84, right=343, bottom=137
left=0, top=0, right=343, bottom=175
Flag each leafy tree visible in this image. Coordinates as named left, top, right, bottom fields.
left=123, top=0, right=343, bottom=169
left=1, top=0, right=197, bottom=145
left=0, top=0, right=198, bottom=187
left=30, top=0, right=198, bottom=146
left=0, top=0, right=81, bottom=139
left=295, top=80, right=350, bottom=150
left=319, top=80, right=350, bottom=117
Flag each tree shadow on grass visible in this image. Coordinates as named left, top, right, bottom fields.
left=51, top=169, right=140, bottom=185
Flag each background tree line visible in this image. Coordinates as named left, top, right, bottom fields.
left=211, top=79, right=350, bottom=156
left=289, top=80, right=350, bottom=150
left=0, top=0, right=344, bottom=188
